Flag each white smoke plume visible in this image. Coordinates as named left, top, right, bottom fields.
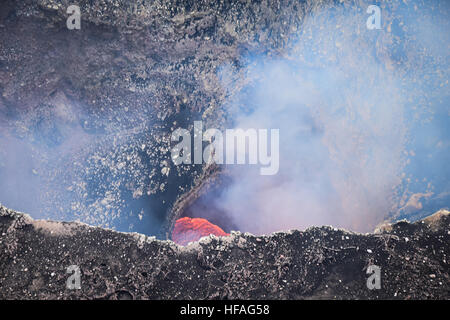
left=210, top=2, right=449, bottom=234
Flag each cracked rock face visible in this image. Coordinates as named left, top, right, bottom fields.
left=0, top=205, right=448, bottom=299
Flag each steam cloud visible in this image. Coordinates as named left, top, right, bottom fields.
left=210, top=2, right=449, bottom=234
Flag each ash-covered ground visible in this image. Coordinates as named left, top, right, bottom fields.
left=0, top=205, right=449, bottom=299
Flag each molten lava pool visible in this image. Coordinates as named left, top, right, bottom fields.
left=172, top=217, right=229, bottom=246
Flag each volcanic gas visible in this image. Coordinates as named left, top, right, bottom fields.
left=172, top=217, right=229, bottom=246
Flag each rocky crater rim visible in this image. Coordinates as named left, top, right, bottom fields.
left=1, top=204, right=448, bottom=251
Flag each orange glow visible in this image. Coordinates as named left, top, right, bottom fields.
left=172, top=217, right=229, bottom=246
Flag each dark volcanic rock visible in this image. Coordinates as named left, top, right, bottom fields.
left=0, top=205, right=448, bottom=299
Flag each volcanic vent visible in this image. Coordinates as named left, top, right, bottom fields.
left=172, top=217, right=229, bottom=246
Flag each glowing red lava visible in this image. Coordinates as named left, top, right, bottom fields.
left=172, top=217, right=229, bottom=246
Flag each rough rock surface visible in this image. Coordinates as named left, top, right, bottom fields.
left=1, top=205, right=448, bottom=299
